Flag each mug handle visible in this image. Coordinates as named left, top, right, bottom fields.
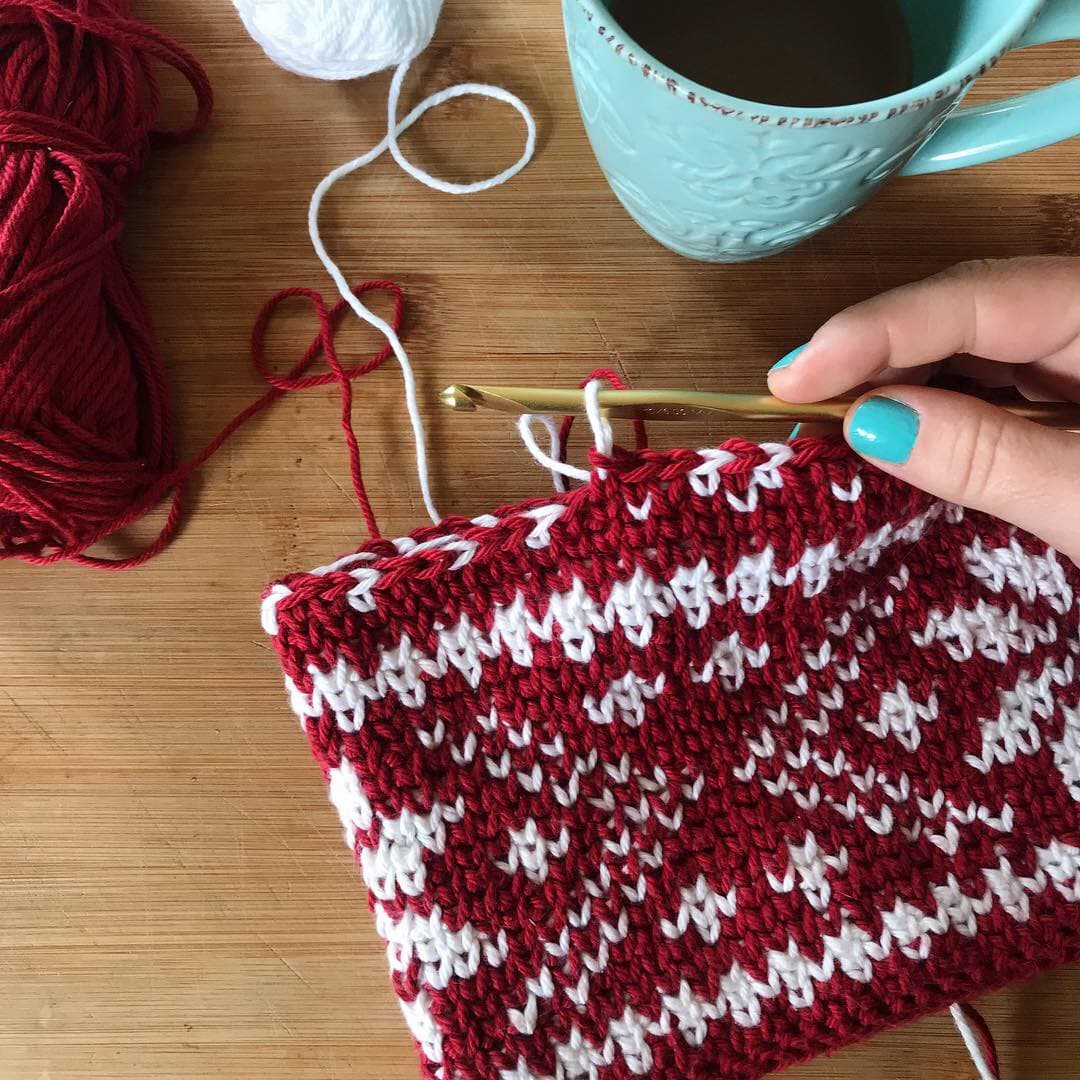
left=902, top=0, right=1080, bottom=176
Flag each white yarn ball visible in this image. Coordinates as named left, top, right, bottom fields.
left=234, top=0, right=445, bottom=81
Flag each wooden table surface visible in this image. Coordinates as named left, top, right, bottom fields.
left=2, top=3, right=1079, bottom=1078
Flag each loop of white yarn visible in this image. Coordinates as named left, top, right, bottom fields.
left=239, top=0, right=537, bottom=526
left=518, top=381, right=612, bottom=488
left=309, top=59, right=536, bottom=525
left=518, top=415, right=590, bottom=487
left=385, top=63, right=538, bottom=194
left=234, top=0, right=444, bottom=80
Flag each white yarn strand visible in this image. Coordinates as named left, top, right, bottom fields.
left=518, top=415, right=590, bottom=487
left=533, top=415, right=569, bottom=493
left=306, top=67, right=536, bottom=527
left=583, top=379, right=613, bottom=480
left=949, top=1004, right=998, bottom=1080
left=519, top=380, right=614, bottom=488
left=237, top=0, right=537, bottom=527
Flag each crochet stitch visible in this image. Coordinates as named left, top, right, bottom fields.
left=263, top=437, right=1080, bottom=1079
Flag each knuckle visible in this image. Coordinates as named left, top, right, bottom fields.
left=950, top=408, right=1009, bottom=508
left=823, top=305, right=892, bottom=359
left=947, top=258, right=997, bottom=281
left=937, top=259, right=1005, bottom=297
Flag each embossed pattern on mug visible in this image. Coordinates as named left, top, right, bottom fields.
left=563, top=0, right=1054, bottom=260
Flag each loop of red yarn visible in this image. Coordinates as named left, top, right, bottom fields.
left=557, top=367, right=649, bottom=466
left=226, top=280, right=405, bottom=545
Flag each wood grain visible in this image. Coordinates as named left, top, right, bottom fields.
left=1, top=3, right=1079, bottom=1077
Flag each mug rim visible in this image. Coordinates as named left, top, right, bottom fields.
left=570, top=0, right=1045, bottom=127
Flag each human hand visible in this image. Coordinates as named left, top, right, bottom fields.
left=768, top=256, right=1080, bottom=565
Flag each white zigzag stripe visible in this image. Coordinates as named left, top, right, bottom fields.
left=499, top=839, right=1080, bottom=1080
left=285, top=501, right=950, bottom=728
left=913, top=598, right=1058, bottom=663
left=1052, top=702, right=1080, bottom=803
left=966, top=654, right=1076, bottom=774
left=963, top=537, right=1073, bottom=614
left=328, top=756, right=465, bottom=900
left=374, top=902, right=509, bottom=990
left=261, top=444, right=847, bottom=639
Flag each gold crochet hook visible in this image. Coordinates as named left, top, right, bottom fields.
left=439, top=384, right=1080, bottom=428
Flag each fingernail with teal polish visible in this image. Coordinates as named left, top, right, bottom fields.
left=771, top=343, right=809, bottom=373
left=848, top=397, right=920, bottom=464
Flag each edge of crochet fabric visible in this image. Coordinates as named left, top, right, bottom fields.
left=264, top=438, right=1080, bottom=1080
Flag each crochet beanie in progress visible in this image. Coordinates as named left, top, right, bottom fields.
left=263, top=438, right=1080, bottom=1079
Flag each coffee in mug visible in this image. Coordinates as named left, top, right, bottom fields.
left=607, top=0, right=915, bottom=107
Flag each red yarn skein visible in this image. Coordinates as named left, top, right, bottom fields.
left=0, top=0, right=214, bottom=567
left=1, top=3, right=406, bottom=568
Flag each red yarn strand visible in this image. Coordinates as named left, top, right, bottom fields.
left=557, top=367, right=649, bottom=467
left=956, top=1003, right=1002, bottom=1079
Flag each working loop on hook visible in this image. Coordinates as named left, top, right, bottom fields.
left=519, top=378, right=614, bottom=489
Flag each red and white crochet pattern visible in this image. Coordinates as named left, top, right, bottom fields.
left=263, top=438, right=1080, bottom=1080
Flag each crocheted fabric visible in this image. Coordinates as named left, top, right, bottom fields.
left=263, top=438, right=1080, bottom=1080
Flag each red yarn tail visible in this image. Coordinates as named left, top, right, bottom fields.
left=954, top=1003, right=1001, bottom=1079
left=557, top=368, right=649, bottom=467
left=204, top=281, right=403, bottom=545
left=63, top=279, right=404, bottom=569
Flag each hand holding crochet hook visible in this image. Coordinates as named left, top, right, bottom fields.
left=770, top=255, right=1080, bottom=565
left=447, top=256, right=1080, bottom=564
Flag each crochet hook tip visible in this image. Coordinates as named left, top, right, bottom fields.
left=440, top=384, right=477, bottom=411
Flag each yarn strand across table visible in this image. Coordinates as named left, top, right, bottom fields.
left=234, top=0, right=538, bottom=530
left=307, top=57, right=536, bottom=527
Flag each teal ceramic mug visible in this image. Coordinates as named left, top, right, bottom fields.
left=563, top=0, right=1080, bottom=262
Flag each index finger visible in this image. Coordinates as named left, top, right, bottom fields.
left=768, top=256, right=1080, bottom=404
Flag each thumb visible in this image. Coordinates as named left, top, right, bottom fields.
left=843, top=387, right=1080, bottom=565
